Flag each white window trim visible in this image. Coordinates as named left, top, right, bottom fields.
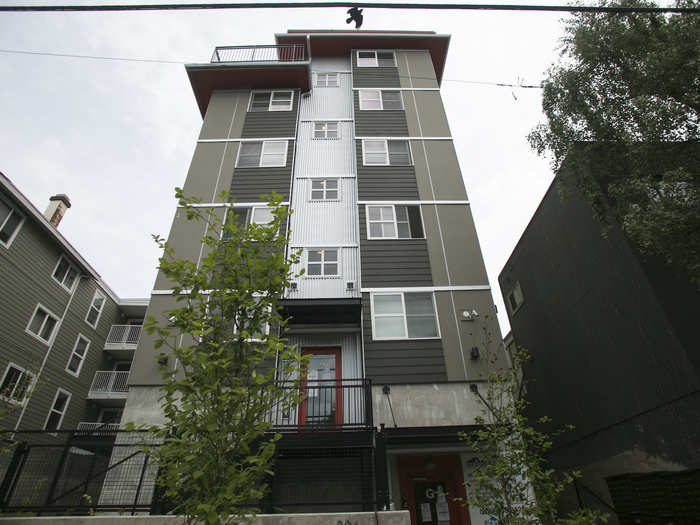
left=25, top=303, right=60, bottom=345
left=85, top=290, right=106, bottom=329
left=247, top=90, right=294, bottom=112
left=370, top=292, right=441, bottom=341
left=305, top=248, right=341, bottom=279
left=358, top=89, right=404, bottom=111
left=52, top=255, right=79, bottom=293
left=0, top=363, right=34, bottom=406
left=312, top=121, right=340, bottom=140
left=313, top=72, right=340, bottom=87
left=309, top=179, right=341, bottom=202
left=44, top=388, right=72, bottom=432
left=362, top=139, right=413, bottom=166
left=250, top=206, right=274, bottom=225
left=65, top=334, right=90, bottom=377
left=235, top=140, right=289, bottom=168
left=0, top=197, right=24, bottom=249
left=356, top=50, right=396, bottom=67
left=365, top=204, right=424, bottom=240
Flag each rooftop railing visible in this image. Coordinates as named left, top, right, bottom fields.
left=211, top=44, right=306, bottom=64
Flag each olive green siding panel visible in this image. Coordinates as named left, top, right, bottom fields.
left=240, top=90, right=300, bottom=138
left=403, top=92, right=452, bottom=138
left=358, top=206, right=433, bottom=287
left=199, top=90, right=249, bottom=141
left=182, top=142, right=239, bottom=204
left=352, top=52, right=401, bottom=87
left=411, top=140, right=468, bottom=201
left=230, top=144, right=294, bottom=201
left=355, top=142, right=419, bottom=200
left=361, top=294, right=447, bottom=384
left=353, top=92, right=409, bottom=136
left=397, top=50, right=439, bottom=89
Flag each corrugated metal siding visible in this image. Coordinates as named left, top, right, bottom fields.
left=361, top=294, right=447, bottom=384
left=241, top=90, right=300, bottom=138
left=287, top=246, right=360, bottom=299
left=230, top=144, right=294, bottom=201
left=352, top=51, right=401, bottom=88
left=353, top=92, right=409, bottom=136
left=355, top=141, right=419, bottom=200
left=294, top=122, right=355, bottom=175
left=300, top=75, right=353, bottom=120
left=358, top=206, right=433, bottom=287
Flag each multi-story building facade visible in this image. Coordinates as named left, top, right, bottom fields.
left=115, top=30, right=507, bottom=524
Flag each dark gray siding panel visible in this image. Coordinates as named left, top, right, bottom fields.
left=230, top=143, right=294, bottom=201
left=361, top=294, right=446, bottom=384
left=352, top=52, right=400, bottom=88
left=353, top=92, right=409, bottom=136
left=358, top=207, right=433, bottom=287
left=355, top=142, right=419, bottom=200
left=241, top=91, right=299, bottom=138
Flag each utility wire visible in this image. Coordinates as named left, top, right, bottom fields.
left=0, top=1, right=697, bottom=14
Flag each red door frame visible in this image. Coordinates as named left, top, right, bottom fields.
left=298, top=347, right=342, bottom=427
left=397, top=454, right=471, bottom=525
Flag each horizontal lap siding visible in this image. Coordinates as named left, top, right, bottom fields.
left=353, top=93, right=409, bottom=137
left=352, top=53, right=401, bottom=88
left=230, top=144, right=294, bottom=201
left=361, top=294, right=446, bottom=384
left=355, top=142, right=419, bottom=200
left=240, top=90, right=300, bottom=138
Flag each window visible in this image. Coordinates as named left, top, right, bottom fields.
left=357, top=50, right=396, bottom=67
left=362, top=140, right=412, bottom=166
left=236, top=141, right=288, bottom=168
left=371, top=292, right=439, bottom=340
left=507, top=281, right=524, bottom=314
left=26, top=304, right=60, bottom=344
left=358, top=89, right=403, bottom=110
left=0, top=195, right=23, bottom=248
left=310, top=179, right=339, bottom=201
left=0, top=364, right=33, bottom=404
left=307, top=249, right=339, bottom=277
left=66, top=334, right=90, bottom=377
left=314, top=72, right=339, bottom=87
left=313, top=122, right=339, bottom=139
left=86, top=290, right=105, bottom=328
left=366, top=205, right=424, bottom=239
left=250, top=207, right=274, bottom=225
left=44, top=389, right=71, bottom=431
left=248, top=91, right=294, bottom=112
left=52, top=256, right=78, bottom=292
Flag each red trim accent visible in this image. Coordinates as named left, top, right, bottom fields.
left=299, top=347, right=342, bottom=427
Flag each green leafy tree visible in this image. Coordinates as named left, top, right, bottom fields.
left=528, top=0, right=699, bottom=285
left=135, top=189, right=306, bottom=525
left=461, top=349, right=607, bottom=524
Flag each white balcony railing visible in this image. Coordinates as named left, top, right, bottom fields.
left=88, top=371, right=129, bottom=399
left=105, top=324, right=142, bottom=348
left=76, top=422, right=120, bottom=434
left=211, top=44, right=306, bottom=64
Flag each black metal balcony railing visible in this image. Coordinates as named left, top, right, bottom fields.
left=211, top=44, right=306, bottom=64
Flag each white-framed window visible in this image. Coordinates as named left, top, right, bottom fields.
left=507, top=281, right=525, bottom=314
left=85, top=290, right=106, bottom=329
left=313, top=121, right=339, bottom=139
left=0, top=363, right=34, bottom=405
left=26, top=304, right=60, bottom=344
left=0, top=195, right=24, bottom=248
left=248, top=90, right=294, bottom=112
left=358, top=89, right=403, bottom=110
left=306, top=248, right=339, bottom=277
left=66, top=334, right=90, bottom=377
left=362, top=139, right=412, bottom=166
left=52, top=255, right=79, bottom=292
left=44, top=388, right=71, bottom=431
left=371, top=292, right=440, bottom=340
left=310, top=179, right=339, bottom=201
left=356, top=50, right=396, bottom=67
left=250, top=206, right=275, bottom=225
left=366, top=205, right=424, bottom=239
left=314, top=72, right=339, bottom=87
left=236, top=140, right=288, bottom=168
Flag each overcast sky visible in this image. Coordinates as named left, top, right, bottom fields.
left=0, top=0, right=580, bottom=334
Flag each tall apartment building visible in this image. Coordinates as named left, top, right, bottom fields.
left=118, top=30, right=507, bottom=524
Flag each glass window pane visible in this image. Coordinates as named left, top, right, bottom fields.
left=324, top=250, right=338, bottom=262
left=364, top=140, right=385, bottom=153
left=307, top=263, right=322, bottom=276
left=308, top=251, right=322, bottom=262
left=64, top=267, right=78, bottom=288
left=369, top=223, right=383, bottom=237
left=324, top=263, right=338, bottom=275
left=326, top=190, right=338, bottom=200
left=53, top=393, right=68, bottom=412
left=377, top=52, right=395, bottom=67
left=405, top=293, right=435, bottom=315
left=54, top=259, right=69, bottom=280
left=29, top=310, right=46, bottom=334
left=312, top=180, right=323, bottom=190
left=375, top=317, right=405, bottom=338
left=407, top=316, right=439, bottom=338
left=395, top=205, right=408, bottom=221
left=365, top=153, right=387, bottom=165
left=75, top=338, right=88, bottom=356
left=373, top=294, right=403, bottom=314
left=251, top=92, right=270, bottom=111
left=264, top=141, right=286, bottom=154
left=0, top=212, right=21, bottom=243
left=251, top=208, right=274, bottom=224
left=382, top=91, right=402, bottom=109
left=368, top=206, right=381, bottom=221
left=326, top=180, right=338, bottom=189
left=46, top=413, right=61, bottom=431
left=41, top=317, right=57, bottom=340
left=311, top=190, right=324, bottom=200
left=0, top=200, right=10, bottom=225
left=261, top=154, right=285, bottom=166
left=93, top=296, right=105, bottom=309
left=67, top=355, right=81, bottom=373
left=382, top=223, right=396, bottom=237
left=380, top=206, right=394, bottom=220
left=397, top=223, right=410, bottom=238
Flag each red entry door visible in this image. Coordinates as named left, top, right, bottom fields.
left=299, top=347, right=342, bottom=427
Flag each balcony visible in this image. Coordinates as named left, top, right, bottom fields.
left=87, top=371, right=129, bottom=405
left=76, top=422, right=120, bottom=435
left=104, top=324, right=142, bottom=356
left=211, top=44, right=306, bottom=64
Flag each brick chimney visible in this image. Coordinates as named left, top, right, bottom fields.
left=44, top=194, right=71, bottom=228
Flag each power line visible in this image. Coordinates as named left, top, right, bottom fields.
left=0, top=2, right=697, bottom=14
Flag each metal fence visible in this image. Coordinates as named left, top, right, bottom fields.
left=211, top=45, right=306, bottom=64
left=88, top=371, right=129, bottom=397
left=105, top=324, right=142, bottom=346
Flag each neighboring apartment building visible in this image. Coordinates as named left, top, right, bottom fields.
left=0, top=171, right=147, bottom=438
left=499, top=146, right=700, bottom=524
left=105, top=30, right=507, bottom=524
